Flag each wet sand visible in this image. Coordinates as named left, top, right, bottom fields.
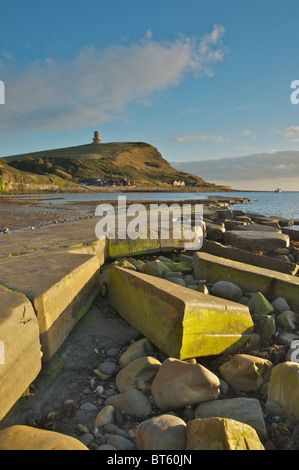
left=0, top=198, right=94, bottom=233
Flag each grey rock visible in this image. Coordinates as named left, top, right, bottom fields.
left=136, top=414, right=187, bottom=450
left=272, top=297, right=291, bottom=313
left=195, top=397, right=267, bottom=442
left=106, top=434, right=135, bottom=450
left=105, top=388, right=152, bottom=418
left=169, top=278, right=186, bottom=287
left=97, top=444, right=117, bottom=450
left=99, top=361, right=119, bottom=375
left=106, top=347, right=119, bottom=357
left=210, top=280, right=243, bottom=301
left=79, top=432, right=94, bottom=446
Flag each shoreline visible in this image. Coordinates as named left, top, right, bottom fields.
left=0, top=197, right=298, bottom=450
left=0, top=194, right=249, bottom=233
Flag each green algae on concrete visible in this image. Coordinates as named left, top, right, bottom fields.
left=107, top=232, right=161, bottom=259
left=108, top=267, right=256, bottom=360
left=193, top=252, right=299, bottom=311
left=201, top=239, right=298, bottom=275
left=0, top=287, right=41, bottom=421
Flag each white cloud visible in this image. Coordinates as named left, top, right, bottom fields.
left=231, top=145, right=255, bottom=151
left=273, top=125, right=299, bottom=140
left=171, top=150, right=299, bottom=185
left=170, top=129, right=255, bottom=144
left=0, top=25, right=228, bottom=133
left=170, top=134, right=227, bottom=143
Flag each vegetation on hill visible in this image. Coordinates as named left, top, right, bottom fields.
left=2, top=141, right=231, bottom=193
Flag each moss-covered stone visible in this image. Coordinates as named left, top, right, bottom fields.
left=265, top=362, right=299, bottom=420
left=108, top=267, right=256, bottom=359
left=186, top=417, right=265, bottom=450
left=247, top=292, right=274, bottom=315
left=252, top=314, right=276, bottom=341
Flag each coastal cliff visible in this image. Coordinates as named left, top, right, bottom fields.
left=1, top=141, right=231, bottom=193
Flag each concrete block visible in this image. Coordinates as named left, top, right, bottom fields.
left=223, top=230, right=290, bottom=252
left=0, top=287, right=41, bottom=421
left=108, top=267, right=255, bottom=360
left=0, top=253, right=100, bottom=361
left=0, top=218, right=106, bottom=265
left=201, top=239, right=298, bottom=275
left=193, top=252, right=299, bottom=311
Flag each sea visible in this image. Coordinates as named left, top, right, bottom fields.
left=6, top=190, right=299, bottom=227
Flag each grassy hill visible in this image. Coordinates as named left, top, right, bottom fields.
left=2, top=141, right=231, bottom=193
left=0, top=158, right=78, bottom=194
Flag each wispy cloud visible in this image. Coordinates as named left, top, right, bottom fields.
left=273, top=125, right=299, bottom=140
left=170, top=129, right=256, bottom=144
left=170, top=134, right=228, bottom=143
left=0, top=25, right=228, bottom=134
left=172, top=150, right=299, bottom=182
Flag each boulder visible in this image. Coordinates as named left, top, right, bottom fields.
left=140, top=260, right=171, bottom=278
left=136, top=414, right=187, bottom=450
left=164, top=261, right=192, bottom=274
left=247, top=292, right=274, bottom=315
left=0, top=425, right=88, bottom=450
left=115, top=356, right=161, bottom=394
left=218, top=354, right=273, bottom=392
left=210, top=280, right=243, bottom=301
left=151, top=358, right=220, bottom=411
left=119, top=338, right=157, bottom=368
left=106, top=435, right=135, bottom=450
left=252, top=314, right=276, bottom=342
left=94, top=405, right=115, bottom=428
left=265, top=362, right=299, bottom=420
left=194, top=397, right=267, bottom=441
left=277, top=310, right=298, bottom=330
left=104, top=388, right=152, bottom=418
left=272, top=297, right=291, bottom=313
left=186, top=417, right=265, bottom=450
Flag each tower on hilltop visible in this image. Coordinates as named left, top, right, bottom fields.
left=93, top=130, right=101, bottom=144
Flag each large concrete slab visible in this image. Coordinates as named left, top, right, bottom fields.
left=0, top=252, right=100, bottom=361
left=193, top=252, right=299, bottom=311
left=0, top=218, right=106, bottom=264
left=108, top=267, right=255, bottom=360
left=281, top=227, right=299, bottom=241
left=0, top=287, right=41, bottom=421
left=224, top=230, right=290, bottom=251
left=201, top=239, right=298, bottom=275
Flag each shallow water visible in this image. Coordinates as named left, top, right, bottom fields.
left=3, top=191, right=299, bottom=226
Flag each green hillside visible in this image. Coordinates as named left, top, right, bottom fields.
left=0, top=158, right=78, bottom=194
left=2, top=141, right=231, bottom=193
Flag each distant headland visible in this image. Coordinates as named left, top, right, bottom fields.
left=0, top=131, right=232, bottom=194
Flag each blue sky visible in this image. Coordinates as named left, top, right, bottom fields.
left=1, top=0, right=299, bottom=189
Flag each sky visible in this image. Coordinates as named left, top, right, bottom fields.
left=1, top=0, right=299, bottom=190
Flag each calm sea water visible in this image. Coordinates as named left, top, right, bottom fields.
left=5, top=191, right=299, bottom=225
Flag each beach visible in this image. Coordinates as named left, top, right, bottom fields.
left=0, top=193, right=298, bottom=451
left=0, top=197, right=93, bottom=233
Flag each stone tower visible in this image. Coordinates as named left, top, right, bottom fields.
left=93, top=131, right=101, bottom=144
